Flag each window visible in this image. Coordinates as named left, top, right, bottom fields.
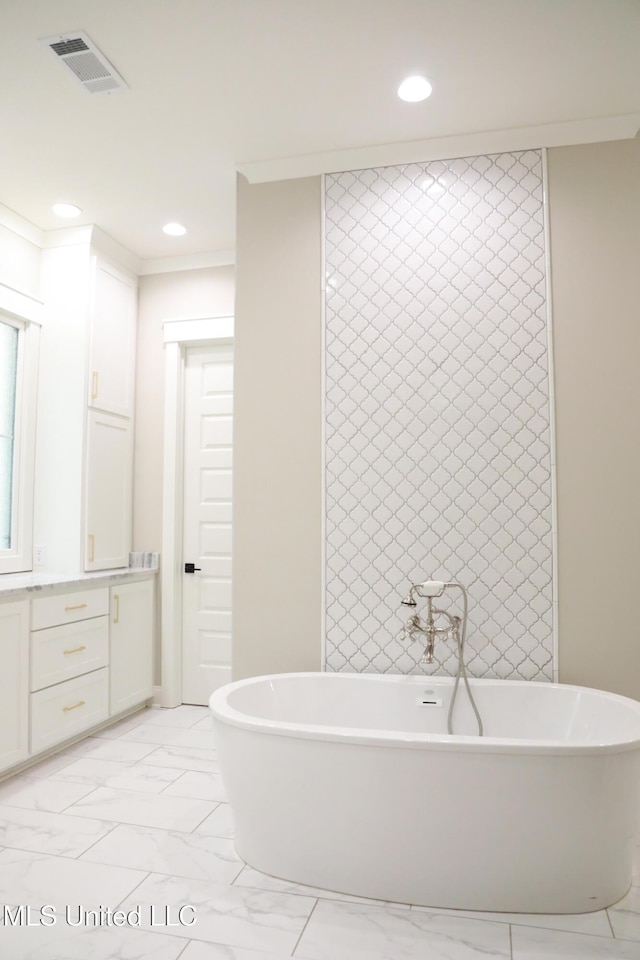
left=0, top=313, right=38, bottom=573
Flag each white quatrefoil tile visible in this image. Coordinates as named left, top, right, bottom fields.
left=324, top=150, right=554, bottom=681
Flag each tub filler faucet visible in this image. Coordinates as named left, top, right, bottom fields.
left=400, top=580, right=467, bottom=665
left=400, top=578, right=483, bottom=737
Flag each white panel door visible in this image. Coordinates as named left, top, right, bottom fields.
left=182, top=342, right=233, bottom=705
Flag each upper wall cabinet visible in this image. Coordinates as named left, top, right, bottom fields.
left=89, top=257, right=136, bottom=418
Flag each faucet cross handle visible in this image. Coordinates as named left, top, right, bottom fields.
left=399, top=613, right=424, bottom=644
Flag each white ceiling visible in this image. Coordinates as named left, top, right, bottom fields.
left=1, top=0, right=639, bottom=265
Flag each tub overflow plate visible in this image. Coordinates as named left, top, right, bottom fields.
left=417, top=689, right=443, bottom=707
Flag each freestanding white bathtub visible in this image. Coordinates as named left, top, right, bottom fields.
left=209, top=672, right=640, bottom=913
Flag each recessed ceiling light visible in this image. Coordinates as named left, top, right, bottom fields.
left=52, top=202, right=82, bottom=218
left=163, top=222, right=187, bottom=236
left=397, top=75, right=432, bottom=103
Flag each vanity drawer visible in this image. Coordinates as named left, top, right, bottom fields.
left=30, top=617, right=109, bottom=693
left=31, top=588, right=109, bottom=630
left=30, top=668, right=109, bottom=754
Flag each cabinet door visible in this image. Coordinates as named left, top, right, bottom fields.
left=110, top=579, right=154, bottom=715
left=88, top=256, right=136, bottom=418
left=84, top=411, right=132, bottom=570
left=0, top=600, right=29, bottom=773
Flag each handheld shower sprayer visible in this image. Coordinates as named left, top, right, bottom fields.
left=401, top=580, right=445, bottom=606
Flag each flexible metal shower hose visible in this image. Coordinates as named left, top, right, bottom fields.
left=447, top=619, right=484, bottom=737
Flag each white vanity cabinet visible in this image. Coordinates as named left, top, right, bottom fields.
left=88, top=256, right=136, bottom=418
left=23, top=577, right=154, bottom=759
left=0, top=600, right=29, bottom=774
left=29, top=588, right=110, bottom=753
left=109, top=579, right=154, bottom=715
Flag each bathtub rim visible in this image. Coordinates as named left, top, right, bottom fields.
left=209, top=672, right=640, bottom=757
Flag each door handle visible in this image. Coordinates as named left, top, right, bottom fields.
left=184, top=563, right=202, bottom=574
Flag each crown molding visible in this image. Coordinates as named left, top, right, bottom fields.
left=0, top=204, right=44, bottom=247
left=42, top=225, right=141, bottom=274
left=237, top=112, right=640, bottom=183
left=139, top=250, right=236, bottom=276
left=89, top=226, right=142, bottom=275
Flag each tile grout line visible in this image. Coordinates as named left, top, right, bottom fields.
left=11, top=755, right=78, bottom=779
left=289, top=897, right=320, bottom=957
left=0, top=777, right=221, bottom=836
left=411, top=904, right=618, bottom=935
left=74, top=821, right=121, bottom=860
left=112, top=869, right=154, bottom=911
left=156, top=769, right=191, bottom=795
left=42, top=772, right=200, bottom=799
left=228, top=861, right=246, bottom=887
left=188, top=801, right=223, bottom=833
left=56, top=782, right=109, bottom=814
left=0, top=779, right=101, bottom=814
left=174, top=938, right=192, bottom=959
left=0, top=841, right=119, bottom=863
left=136, top=745, right=168, bottom=766
left=230, top=863, right=247, bottom=887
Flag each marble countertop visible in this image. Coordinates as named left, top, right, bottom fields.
left=0, top=565, right=158, bottom=599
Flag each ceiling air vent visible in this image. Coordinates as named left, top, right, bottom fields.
left=41, top=32, right=128, bottom=94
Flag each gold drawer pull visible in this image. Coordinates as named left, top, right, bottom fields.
left=65, top=603, right=87, bottom=612
left=63, top=700, right=86, bottom=713
left=113, top=594, right=120, bottom=624
left=63, top=645, right=87, bottom=656
left=88, top=534, right=95, bottom=563
left=91, top=370, right=99, bottom=400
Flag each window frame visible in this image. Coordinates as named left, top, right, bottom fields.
left=0, top=310, right=39, bottom=574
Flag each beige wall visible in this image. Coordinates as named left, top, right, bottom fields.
left=232, top=140, right=640, bottom=699
left=548, top=136, right=640, bottom=698
left=233, top=175, right=323, bottom=679
left=133, top=266, right=235, bottom=553
left=133, top=265, right=235, bottom=683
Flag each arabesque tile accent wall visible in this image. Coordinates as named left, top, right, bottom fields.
left=324, top=150, right=554, bottom=680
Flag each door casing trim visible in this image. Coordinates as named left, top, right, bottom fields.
left=160, top=315, right=233, bottom=707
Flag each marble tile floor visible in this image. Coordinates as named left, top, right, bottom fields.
left=0, top=705, right=639, bottom=959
